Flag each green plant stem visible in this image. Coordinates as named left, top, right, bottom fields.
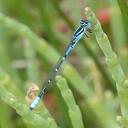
left=37, top=0, right=60, bottom=48
left=63, top=65, right=119, bottom=127
left=50, top=0, right=115, bottom=93
left=0, top=68, right=59, bottom=128
left=0, top=27, right=22, bottom=89
left=85, top=7, right=128, bottom=119
left=0, top=66, right=23, bottom=99
left=56, top=76, right=84, bottom=128
left=0, top=85, right=55, bottom=128
left=11, top=0, right=33, bottom=28
left=108, top=0, right=126, bottom=47
left=0, top=100, right=12, bottom=128
left=24, top=40, right=39, bottom=83
left=117, top=0, right=128, bottom=42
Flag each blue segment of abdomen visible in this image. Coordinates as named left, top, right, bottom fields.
left=30, top=96, right=41, bottom=109
left=65, top=46, right=73, bottom=55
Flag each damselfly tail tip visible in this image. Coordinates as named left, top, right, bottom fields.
left=29, top=107, right=34, bottom=111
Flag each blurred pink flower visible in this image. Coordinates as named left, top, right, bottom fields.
left=97, top=8, right=110, bottom=24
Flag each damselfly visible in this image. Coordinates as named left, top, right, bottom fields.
left=30, top=19, right=92, bottom=110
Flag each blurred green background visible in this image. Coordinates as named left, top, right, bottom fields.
left=0, top=0, right=128, bottom=128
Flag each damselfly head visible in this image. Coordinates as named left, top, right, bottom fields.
left=80, top=19, right=88, bottom=26
left=80, top=19, right=92, bottom=30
